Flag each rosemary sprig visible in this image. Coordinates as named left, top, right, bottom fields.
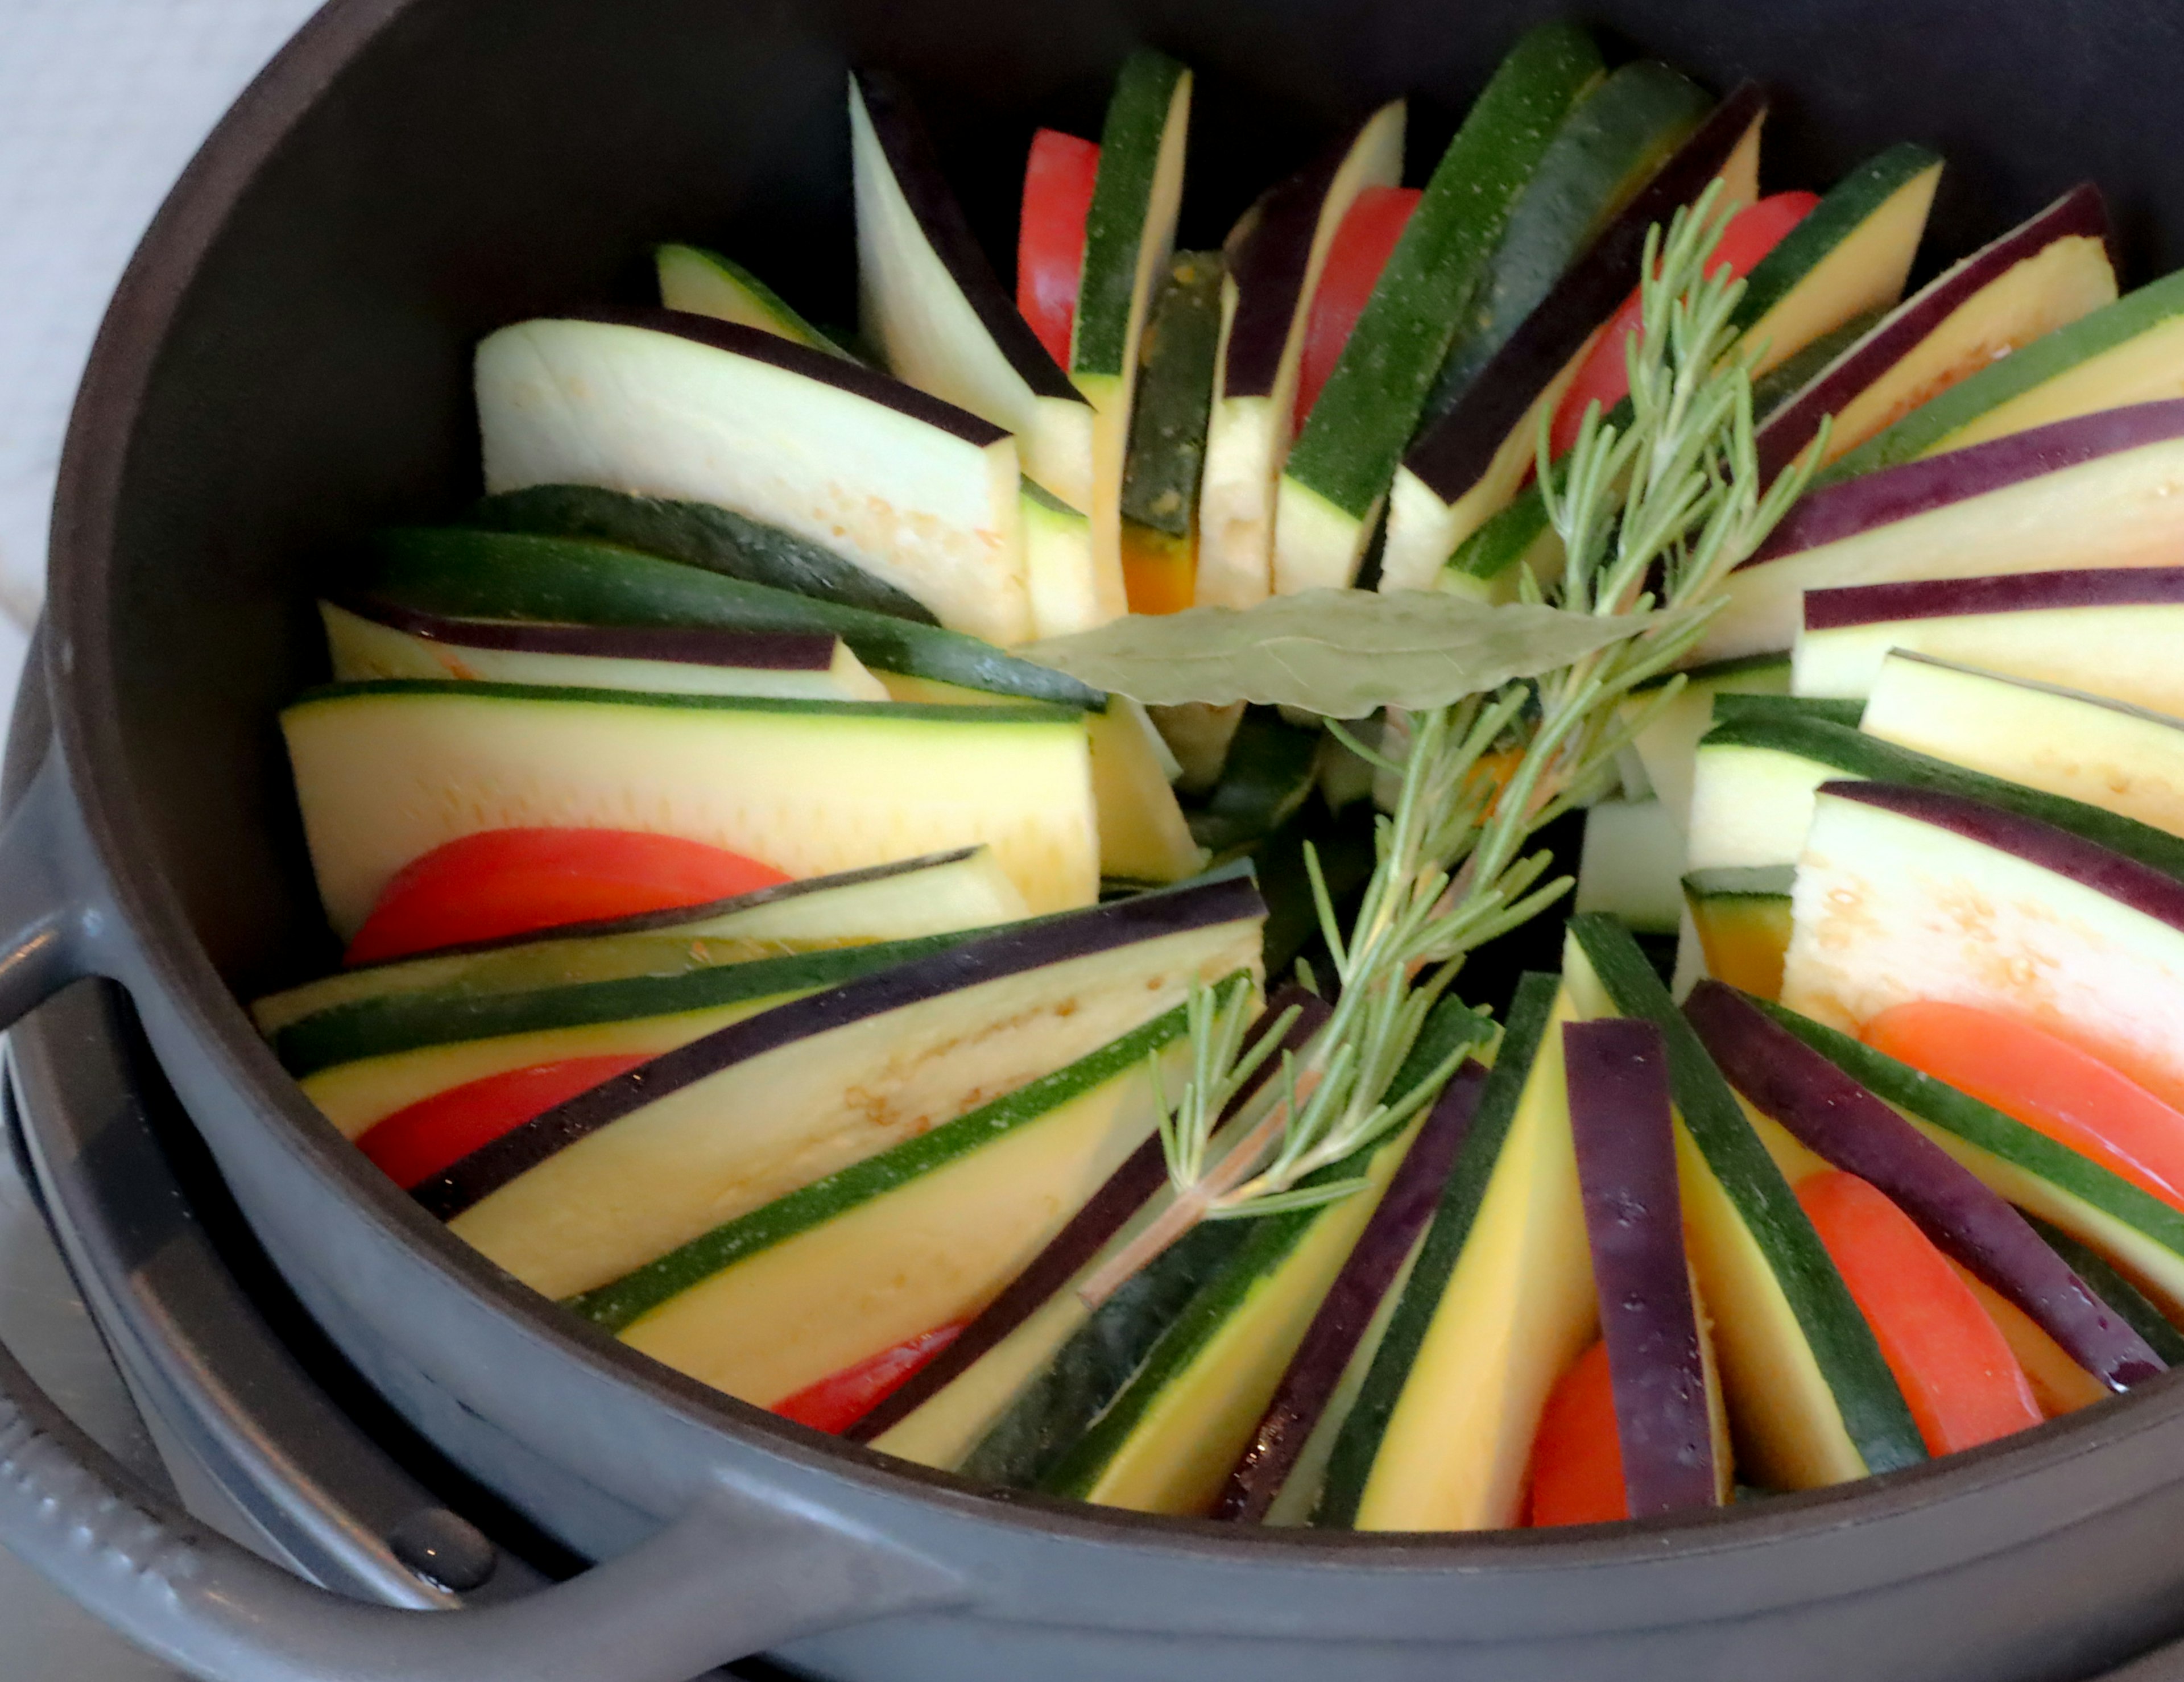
left=1082, top=183, right=1826, bottom=1307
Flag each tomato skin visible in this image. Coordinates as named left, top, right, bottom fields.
left=1547, top=190, right=1822, bottom=458
left=1018, top=129, right=1102, bottom=366
left=357, top=1054, right=651, bottom=1189
left=1864, top=1001, right=2184, bottom=1215
left=345, top=828, right=792, bottom=965
left=1293, top=185, right=1423, bottom=431
left=771, top=1323, right=966, bottom=1435
left=1526, top=1340, right=1628, bottom=1527
left=1796, top=1170, right=2041, bottom=1456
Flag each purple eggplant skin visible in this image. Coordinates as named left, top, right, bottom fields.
left=1209, top=1057, right=1491, bottom=1523
left=339, top=595, right=842, bottom=671
left=849, top=71, right=1084, bottom=403
left=1399, top=84, right=1766, bottom=501
left=1803, top=562, right=2184, bottom=631
left=1685, top=980, right=2164, bottom=1391
left=1824, top=778, right=2184, bottom=938
left=562, top=306, right=1011, bottom=447
left=1744, top=400, right=2184, bottom=568
left=1752, top=185, right=2111, bottom=483
left=410, top=868, right=1268, bottom=1221
left=845, top=982, right=1331, bottom=1443
left=1563, top=1018, right=1718, bottom=1519
left=1221, top=123, right=1367, bottom=400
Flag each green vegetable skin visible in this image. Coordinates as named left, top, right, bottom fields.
left=1122, top=251, right=1225, bottom=539
left=996, top=1000, right=1491, bottom=1511
left=360, top=526, right=1100, bottom=708
left=1414, top=59, right=1711, bottom=432
left=1565, top=915, right=1925, bottom=1481
left=469, top=483, right=937, bottom=624
left=1273, top=23, right=1604, bottom=590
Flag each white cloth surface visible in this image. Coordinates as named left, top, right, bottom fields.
left=0, top=3, right=320, bottom=1673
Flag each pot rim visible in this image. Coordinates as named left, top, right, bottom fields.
left=40, top=0, right=2184, bottom=1581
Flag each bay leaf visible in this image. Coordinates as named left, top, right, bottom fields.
left=1021, top=588, right=1649, bottom=713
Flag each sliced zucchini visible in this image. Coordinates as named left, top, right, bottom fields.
left=293, top=929, right=972, bottom=1112
left=849, top=72, right=1094, bottom=511
left=863, top=989, right=1330, bottom=1469
left=361, top=526, right=1097, bottom=708
left=1682, top=866, right=1796, bottom=1002
left=1565, top=915, right=1924, bottom=1488
left=1119, top=251, right=1224, bottom=615
left=1573, top=796, right=1684, bottom=935
left=475, top=311, right=1030, bottom=644
left=320, top=599, right=890, bottom=702
left=576, top=1003, right=1202, bottom=1406
left=1089, top=697, right=1206, bottom=884
left=1319, top=973, right=1593, bottom=1529
left=468, top=483, right=939, bottom=625
left=250, top=847, right=1025, bottom=1039
left=1373, top=68, right=1733, bottom=593
left=1275, top=23, right=1606, bottom=593
left=1027, top=1001, right=1491, bottom=1515
left=1071, top=50, right=1195, bottom=621
left=1185, top=707, right=1322, bottom=859
left=428, top=869, right=1265, bottom=1300
left=1686, top=697, right=2184, bottom=880
left=1623, top=652, right=1791, bottom=830
left=1197, top=102, right=1405, bottom=609
left=280, top=679, right=1099, bottom=932
left=653, top=245, right=852, bottom=358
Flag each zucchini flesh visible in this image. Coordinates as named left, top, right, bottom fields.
left=1565, top=914, right=1924, bottom=1486
left=1273, top=23, right=1606, bottom=592
left=362, top=526, right=1098, bottom=707
left=1035, top=1001, right=1490, bottom=1516
left=577, top=1007, right=1201, bottom=1405
left=1328, top=976, right=1596, bottom=1530
left=432, top=873, right=1267, bottom=1299
left=475, top=312, right=1032, bottom=644
left=654, top=245, right=850, bottom=358
left=250, top=848, right=1024, bottom=1038
left=1073, top=51, right=1196, bottom=622
left=468, top=483, right=939, bottom=625
left=281, top=679, right=1099, bottom=930
left=862, top=987, right=1330, bottom=1466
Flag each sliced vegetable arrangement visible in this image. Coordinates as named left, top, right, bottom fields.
left=257, top=19, right=2184, bottom=1542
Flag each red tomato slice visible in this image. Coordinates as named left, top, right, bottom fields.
left=771, top=1323, right=967, bottom=1435
left=1293, top=185, right=1423, bottom=431
left=1864, top=1001, right=2184, bottom=1214
left=1796, top=1170, right=2041, bottom=1456
left=357, top=1054, right=650, bottom=1189
left=1018, top=128, right=1101, bottom=366
left=1526, top=1340, right=1627, bottom=1527
left=345, top=829, right=792, bottom=966
left=1546, top=189, right=1822, bottom=458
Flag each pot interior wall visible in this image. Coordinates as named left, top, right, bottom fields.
left=81, top=0, right=2184, bottom=998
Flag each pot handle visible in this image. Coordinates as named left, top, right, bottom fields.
left=0, top=1328, right=963, bottom=1681
left=0, top=747, right=967, bottom=1676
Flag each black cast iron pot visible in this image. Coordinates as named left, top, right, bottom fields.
left=11, top=2, right=2184, bottom=1677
